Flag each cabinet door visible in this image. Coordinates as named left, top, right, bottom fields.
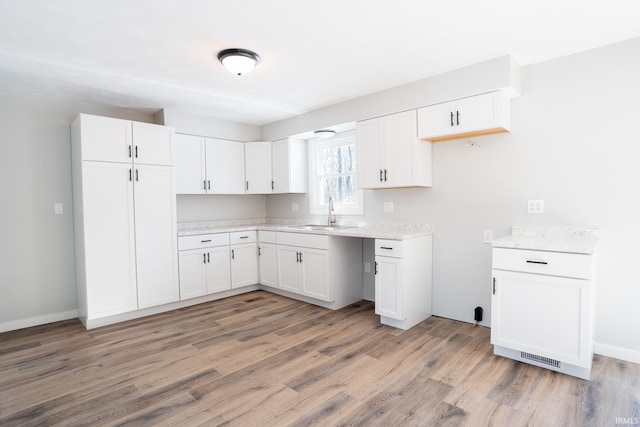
left=258, top=243, right=278, bottom=288
left=356, top=117, right=385, bottom=189
left=79, top=114, right=132, bottom=163
left=455, top=91, right=505, bottom=135
left=272, top=138, right=307, bottom=193
left=245, top=141, right=272, bottom=194
left=277, top=245, right=302, bottom=293
left=82, top=161, right=138, bottom=317
left=417, top=101, right=456, bottom=140
left=375, top=256, right=403, bottom=320
left=174, top=134, right=206, bottom=194
left=271, top=139, right=290, bottom=194
left=132, top=122, right=175, bottom=166
left=491, top=270, right=590, bottom=367
left=206, top=246, right=231, bottom=293
left=230, top=243, right=258, bottom=288
left=133, top=165, right=180, bottom=309
left=179, top=249, right=208, bottom=300
left=300, top=248, right=330, bottom=301
left=384, top=110, right=417, bottom=187
left=205, top=138, right=246, bottom=194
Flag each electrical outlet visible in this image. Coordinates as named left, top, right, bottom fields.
left=364, top=262, right=371, bottom=273
left=54, top=203, right=63, bottom=215
left=483, top=229, right=493, bottom=244
left=291, top=202, right=299, bottom=212
left=383, top=202, right=394, bottom=212
left=527, top=199, right=544, bottom=214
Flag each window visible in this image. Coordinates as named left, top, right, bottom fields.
left=309, top=131, right=363, bottom=215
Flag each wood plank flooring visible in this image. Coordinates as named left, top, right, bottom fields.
left=1, top=290, right=639, bottom=426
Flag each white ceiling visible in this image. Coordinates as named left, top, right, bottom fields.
left=1, top=0, right=639, bottom=126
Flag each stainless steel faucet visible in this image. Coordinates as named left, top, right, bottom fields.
left=328, top=196, right=336, bottom=226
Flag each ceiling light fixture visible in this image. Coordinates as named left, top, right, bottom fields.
left=314, top=129, right=336, bottom=138
left=217, top=48, right=261, bottom=76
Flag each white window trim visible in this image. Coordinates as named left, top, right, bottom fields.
left=308, top=131, right=364, bottom=216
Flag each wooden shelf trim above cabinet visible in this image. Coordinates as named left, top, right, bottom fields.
left=425, top=126, right=510, bottom=142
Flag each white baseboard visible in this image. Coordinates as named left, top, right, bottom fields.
left=0, top=309, right=79, bottom=333
left=595, top=342, right=640, bottom=365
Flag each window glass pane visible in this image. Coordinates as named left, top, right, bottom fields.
left=318, top=144, right=356, bottom=175
left=320, top=176, right=356, bottom=205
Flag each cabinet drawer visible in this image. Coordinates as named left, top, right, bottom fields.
left=258, top=230, right=277, bottom=244
left=492, top=248, right=592, bottom=279
left=179, top=233, right=229, bottom=251
left=375, top=239, right=403, bottom=258
left=276, top=232, right=329, bottom=250
left=230, top=230, right=257, bottom=244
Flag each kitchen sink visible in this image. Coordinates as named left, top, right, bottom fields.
left=287, top=224, right=357, bottom=231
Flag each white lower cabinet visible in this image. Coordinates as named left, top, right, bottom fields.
left=491, top=246, right=596, bottom=379
left=230, top=231, right=259, bottom=289
left=374, top=236, right=433, bottom=330
left=277, top=245, right=330, bottom=301
left=134, top=165, right=181, bottom=309
left=258, top=231, right=278, bottom=288
left=178, top=233, right=231, bottom=299
left=275, top=232, right=362, bottom=309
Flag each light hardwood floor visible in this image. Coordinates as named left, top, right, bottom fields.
left=1, top=291, right=638, bottom=426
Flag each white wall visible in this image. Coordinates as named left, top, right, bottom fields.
left=0, top=90, right=153, bottom=331
left=176, top=195, right=266, bottom=223
left=265, top=37, right=640, bottom=360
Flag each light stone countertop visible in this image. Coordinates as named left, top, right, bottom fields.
left=492, top=224, right=599, bottom=254
left=177, top=219, right=432, bottom=240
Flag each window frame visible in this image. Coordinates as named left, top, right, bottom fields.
left=308, top=130, right=364, bottom=216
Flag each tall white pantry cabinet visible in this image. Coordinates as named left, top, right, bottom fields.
left=71, top=114, right=180, bottom=329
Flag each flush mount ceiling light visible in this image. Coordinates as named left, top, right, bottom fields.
left=314, top=129, right=336, bottom=138
left=217, top=48, right=261, bottom=76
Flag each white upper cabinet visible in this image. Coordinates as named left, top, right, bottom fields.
left=206, top=138, right=246, bottom=194
left=174, top=134, right=246, bottom=195
left=131, top=122, right=175, bottom=166
left=174, top=134, right=206, bottom=194
left=245, top=141, right=273, bottom=194
left=78, top=114, right=132, bottom=163
left=418, top=91, right=511, bottom=142
left=356, top=110, right=432, bottom=189
left=78, top=114, right=174, bottom=166
left=271, top=138, right=307, bottom=194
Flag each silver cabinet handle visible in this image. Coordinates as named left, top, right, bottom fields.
left=232, top=249, right=235, bottom=259
left=203, top=180, right=207, bottom=190
left=203, top=253, right=206, bottom=264
left=492, top=277, right=496, bottom=294
left=201, top=239, right=212, bottom=243
left=135, top=169, right=139, bottom=182
left=128, top=145, right=132, bottom=158
left=207, top=253, right=210, bottom=263
left=258, top=247, right=262, bottom=256
left=526, top=260, right=548, bottom=265
left=239, top=236, right=249, bottom=239
left=374, top=262, right=378, bottom=275
left=380, top=246, right=393, bottom=250
left=129, top=169, right=132, bottom=181
left=135, top=145, right=138, bottom=158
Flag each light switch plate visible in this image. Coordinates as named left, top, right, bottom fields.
left=383, top=202, right=394, bottom=212
left=483, top=229, right=493, bottom=244
left=54, top=203, right=63, bottom=215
